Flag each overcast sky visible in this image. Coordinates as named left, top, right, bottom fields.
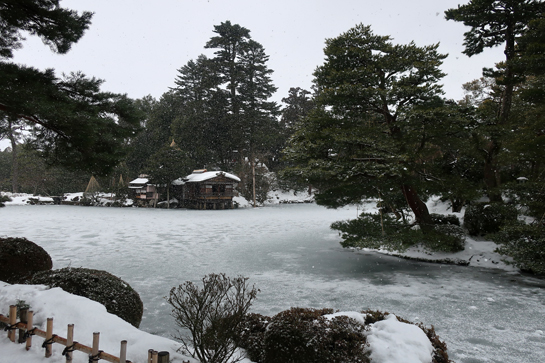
left=9, top=0, right=506, bottom=105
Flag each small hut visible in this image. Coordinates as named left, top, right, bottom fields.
left=173, top=169, right=240, bottom=209
left=128, top=175, right=160, bottom=203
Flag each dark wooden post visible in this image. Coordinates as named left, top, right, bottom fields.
left=18, top=308, right=28, bottom=343
left=157, top=351, right=169, bottom=363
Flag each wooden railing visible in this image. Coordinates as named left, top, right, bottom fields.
left=1, top=305, right=186, bottom=363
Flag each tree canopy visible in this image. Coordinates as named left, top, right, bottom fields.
left=0, top=0, right=142, bottom=178
left=284, top=24, right=448, bottom=221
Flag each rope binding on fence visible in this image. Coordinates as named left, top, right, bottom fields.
left=89, top=350, right=103, bottom=363
left=23, top=327, right=36, bottom=339
left=3, top=323, right=18, bottom=332
left=41, top=334, right=58, bottom=348
left=62, top=341, right=78, bottom=359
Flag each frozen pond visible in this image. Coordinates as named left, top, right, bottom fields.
left=1, top=204, right=544, bottom=363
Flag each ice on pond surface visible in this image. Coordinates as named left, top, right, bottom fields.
left=1, top=204, right=544, bottom=363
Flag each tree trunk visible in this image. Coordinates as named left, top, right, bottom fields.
left=8, top=120, right=18, bottom=193
left=252, top=152, right=256, bottom=208
left=450, top=198, right=465, bottom=213
left=483, top=156, right=502, bottom=202
left=401, top=185, right=433, bottom=232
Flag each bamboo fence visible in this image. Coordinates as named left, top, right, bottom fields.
left=0, top=304, right=186, bottom=363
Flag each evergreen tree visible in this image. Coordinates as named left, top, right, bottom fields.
left=171, top=55, right=232, bottom=169
left=280, top=87, right=315, bottom=131
left=0, top=0, right=142, bottom=179
left=171, top=21, right=280, bottom=205
left=144, top=143, right=192, bottom=208
left=445, top=0, right=545, bottom=200
left=284, top=24, right=447, bottom=227
left=0, top=0, right=93, bottom=58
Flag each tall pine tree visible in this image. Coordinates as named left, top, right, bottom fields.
left=445, top=0, right=545, bottom=201
left=284, top=24, right=447, bottom=227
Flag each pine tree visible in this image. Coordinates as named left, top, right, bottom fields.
left=284, top=24, right=447, bottom=227
left=0, top=1, right=142, bottom=179
left=170, top=21, right=280, bottom=206
left=445, top=0, right=545, bottom=201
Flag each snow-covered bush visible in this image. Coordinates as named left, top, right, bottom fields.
left=260, top=308, right=368, bottom=363
left=235, top=313, right=269, bottom=362
left=0, top=194, right=11, bottom=207
left=362, top=310, right=451, bottom=363
left=422, top=224, right=466, bottom=252
left=494, top=222, right=545, bottom=275
left=333, top=213, right=465, bottom=252
left=236, top=308, right=453, bottom=363
left=167, top=274, right=258, bottom=363
left=28, top=267, right=144, bottom=327
left=464, top=202, right=518, bottom=236
left=504, top=181, right=545, bottom=219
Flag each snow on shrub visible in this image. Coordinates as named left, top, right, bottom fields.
left=463, top=202, right=518, bottom=236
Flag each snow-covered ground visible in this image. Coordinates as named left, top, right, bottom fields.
left=0, top=283, right=433, bottom=363
left=1, top=192, right=545, bottom=363
left=0, top=283, right=192, bottom=363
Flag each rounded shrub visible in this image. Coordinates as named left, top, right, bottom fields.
left=236, top=313, right=269, bottom=363
left=361, top=310, right=451, bottom=363
left=0, top=237, right=52, bottom=283
left=463, top=202, right=518, bottom=236
left=29, top=267, right=144, bottom=327
left=261, top=308, right=368, bottom=363
left=494, top=223, right=545, bottom=275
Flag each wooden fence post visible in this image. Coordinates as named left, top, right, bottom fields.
left=157, top=351, right=169, bottom=363
left=90, top=332, right=100, bottom=362
left=148, top=349, right=153, bottom=363
left=119, top=340, right=127, bottom=363
left=45, top=317, right=53, bottom=357
left=151, top=350, right=158, bottom=363
left=8, top=305, right=16, bottom=342
left=18, top=308, right=28, bottom=343
left=25, top=310, right=34, bottom=350
left=65, top=324, right=74, bottom=363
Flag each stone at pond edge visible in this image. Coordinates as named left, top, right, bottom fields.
left=27, top=267, right=144, bottom=328
left=0, top=237, right=53, bottom=283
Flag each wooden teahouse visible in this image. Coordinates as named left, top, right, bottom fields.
left=128, top=175, right=160, bottom=204
left=173, top=169, right=240, bottom=209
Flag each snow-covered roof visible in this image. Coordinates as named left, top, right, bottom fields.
left=173, top=171, right=240, bottom=185
left=128, top=178, right=149, bottom=188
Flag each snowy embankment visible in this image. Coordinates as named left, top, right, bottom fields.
left=0, top=282, right=191, bottom=363
left=0, top=283, right=434, bottom=363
